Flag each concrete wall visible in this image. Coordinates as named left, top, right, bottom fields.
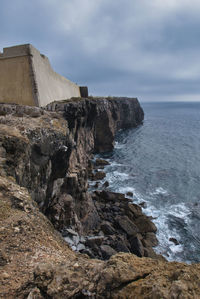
left=29, top=45, right=81, bottom=107
left=0, top=55, right=35, bottom=106
left=0, top=44, right=82, bottom=107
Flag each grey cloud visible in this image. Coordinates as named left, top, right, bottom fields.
left=1, top=0, right=200, bottom=101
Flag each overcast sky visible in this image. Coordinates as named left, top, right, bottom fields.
left=1, top=0, right=200, bottom=102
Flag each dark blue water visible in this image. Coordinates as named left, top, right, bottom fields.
left=101, top=102, right=200, bottom=263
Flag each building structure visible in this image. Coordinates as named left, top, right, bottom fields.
left=0, top=44, right=88, bottom=107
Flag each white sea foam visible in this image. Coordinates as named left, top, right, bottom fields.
left=106, top=171, right=129, bottom=182
left=150, top=187, right=168, bottom=196
left=147, top=202, right=191, bottom=261
left=114, top=141, right=125, bottom=149
left=109, top=162, right=123, bottom=167
left=168, top=203, right=190, bottom=219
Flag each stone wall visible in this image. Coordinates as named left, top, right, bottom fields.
left=0, top=44, right=82, bottom=107
left=0, top=54, right=35, bottom=106
left=29, top=45, right=81, bottom=106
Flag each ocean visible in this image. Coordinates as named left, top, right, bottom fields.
left=99, top=101, right=200, bottom=264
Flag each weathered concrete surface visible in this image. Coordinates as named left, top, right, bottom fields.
left=0, top=54, right=35, bottom=106
left=0, top=44, right=81, bottom=107
left=30, top=45, right=81, bottom=106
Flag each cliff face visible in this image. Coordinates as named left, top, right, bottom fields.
left=0, top=98, right=199, bottom=298
left=1, top=98, right=156, bottom=260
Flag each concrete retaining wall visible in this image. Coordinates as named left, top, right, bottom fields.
left=0, top=55, right=35, bottom=106
left=0, top=44, right=82, bottom=107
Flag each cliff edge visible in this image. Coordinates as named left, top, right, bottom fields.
left=0, top=97, right=200, bottom=298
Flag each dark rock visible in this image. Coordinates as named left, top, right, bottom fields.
left=112, top=206, right=120, bottom=212
left=143, top=232, right=158, bottom=247
left=81, top=249, right=96, bottom=258
left=94, top=182, right=99, bottom=188
left=100, top=221, right=115, bottom=235
left=126, top=191, right=133, bottom=197
left=139, top=201, right=147, bottom=208
left=114, top=236, right=130, bottom=253
left=115, top=215, right=139, bottom=236
left=127, top=203, right=143, bottom=218
left=100, top=245, right=117, bottom=259
left=103, top=181, right=109, bottom=188
left=86, top=236, right=104, bottom=247
left=98, top=191, right=127, bottom=202
left=92, top=171, right=106, bottom=181
left=46, top=194, right=75, bottom=230
left=169, top=237, right=179, bottom=245
left=129, top=235, right=144, bottom=257
left=95, top=159, right=110, bottom=166
left=135, top=216, right=157, bottom=233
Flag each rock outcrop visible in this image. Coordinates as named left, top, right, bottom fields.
left=0, top=97, right=152, bottom=260
left=0, top=98, right=200, bottom=298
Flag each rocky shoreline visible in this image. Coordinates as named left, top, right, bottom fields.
left=1, top=97, right=200, bottom=298
left=62, top=157, right=159, bottom=261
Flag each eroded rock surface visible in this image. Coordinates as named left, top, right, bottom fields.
left=0, top=98, right=200, bottom=298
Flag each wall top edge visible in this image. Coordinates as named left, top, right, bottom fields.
left=0, top=44, right=47, bottom=59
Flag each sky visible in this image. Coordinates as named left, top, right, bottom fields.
left=1, top=0, right=200, bottom=102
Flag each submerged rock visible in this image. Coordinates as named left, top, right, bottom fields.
left=169, top=237, right=180, bottom=245
left=95, top=158, right=110, bottom=166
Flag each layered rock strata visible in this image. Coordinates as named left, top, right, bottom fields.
left=0, top=97, right=154, bottom=260
left=1, top=98, right=199, bottom=298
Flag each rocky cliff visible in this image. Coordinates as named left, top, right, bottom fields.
left=0, top=97, right=200, bottom=298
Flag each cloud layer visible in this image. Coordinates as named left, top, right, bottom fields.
left=1, top=0, right=200, bottom=101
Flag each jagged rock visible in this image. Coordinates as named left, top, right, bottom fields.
left=1, top=101, right=200, bottom=298
left=100, top=245, right=117, bottom=259
left=103, top=180, right=109, bottom=188
left=95, top=158, right=110, bottom=166
left=126, top=191, right=133, bottom=197
left=115, top=215, right=139, bottom=236
left=97, top=190, right=127, bottom=202
left=94, top=181, right=99, bottom=188
left=169, top=237, right=180, bottom=245
left=135, top=216, right=157, bottom=233
left=129, top=235, right=144, bottom=257
left=92, top=171, right=106, bottom=181
left=143, top=232, right=158, bottom=247
left=127, top=202, right=143, bottom=217
left=86, top=236, right=105, bottom=247
left=139, top=201, right=147, bottom=208
left=100, top=221, right=115, bottom=235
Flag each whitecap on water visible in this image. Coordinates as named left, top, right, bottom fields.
left=150, top=187, right=169, bottom=196
left=114, top=141, right=125, bottom=149
left=106, top=171, right=129, bottom=182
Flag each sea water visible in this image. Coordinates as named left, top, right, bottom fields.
left=99, top=102, right=200, bottom=263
